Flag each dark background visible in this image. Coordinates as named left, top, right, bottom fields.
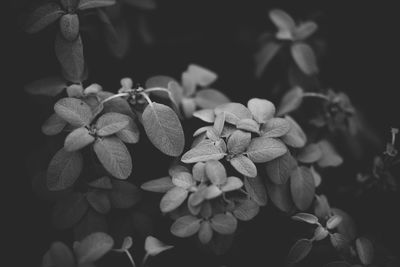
left=5, top=0, right=399, bottom=266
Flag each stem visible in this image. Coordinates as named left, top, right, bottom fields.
left=302, top=92, right=330, bottom=102
left=144, top=87, right=171, bottom=95
left=391, top=128, right=398, bottom=146
left=125, top=251, right=136, bottom=267
left=142, top=253, right=149, bottom=267
left=140, top=92, right=154, bottom=108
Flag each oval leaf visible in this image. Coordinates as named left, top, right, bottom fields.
left=42, top=113, right=67, bottom=135
left=247, top=98, right=275, bottom=124
left=78, top=0, right=116, bottom=10
left=54, top=97, right=92, bottom=127
left=198, top=221, right=213, bottom=244
left=181, top=140, right=226, bottom=163
left=86, top=190, right=111, bottom=214
left=290, top=166, right=315, bottom=211
left=210, top=213, right=237, bottom=234
left=116, top=117, right=140, bottom=144
left=144, top=236, right=173, bottom=256
left=64, top=127, right=95, bottom=151
left=266, top=152, right=297, bottom=185
left=75, top=232, right=114, bottom=264
left=109, top=180, right=141, bottom=209
left=260, top=118, right=291, bottom=138
left=246, top=137, right=287, bottom=163
left=215, top=103, right=252, bottom=125
left=170, top=215, right=202, bottom=237
left=297, top=143, right=323, bottom=163
left=244, top=176, right=268, bottom=206
left=266, top=180, right=294, bottom=213
left=25, top=76, right=67, bottom=96
left=59, top=14, right=79, bottom=41
left=291, top=213, right=319, bottom=224
left=195, top=89, right=230, bottom=109
left=355, top=237, right=374, bottom=265
left=277, top=87, right=304, bottom=116
left=52, top=192, right=89, bottom=229
left=227, top=130, right=251, bottom=155
left=291, top=42, right=319, bottom=75
left=160, top=187, right=188, bottom=213
left=230, top=155, right=257, bottom=177
left=282, top=116, right=307, bottom=148
left=233, top=198, right=260, bottom=221
left=96, top=112, right=130, bottom=137
left=141, top=177, right=175, bottom=193
left=205, top=160, right=227, bottom=185
left=286, top=239, right=313, bottom=266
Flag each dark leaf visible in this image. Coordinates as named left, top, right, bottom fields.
left=282, top=116, right=307, bottom=148
left=330, top=233, right=349, bottom=252
left=25, top=3, right=64, bottom=34
left=42, top=113, right=67, bottom=135
left=75, top=232, right=114, bottom=264
left=205, top=160, right=227, bottom=185
left=233, top=199, right=260, bottom=221
left=277, top=87, right=304, bottom=116
left=290, top=166, right=315, bottom=211
left=266, top=152, right=297, bottom=185
left=116, top=117, right=140, bottom=144
left=244, top=176, right=268, bottom=206
left=122, top=0, right=156, bottom=9
left=297, top=143, right=322, bottom=163
left=291, top=42, right=319, bottom=75
left=52, top=192, right=89, bottom=229
left=286, top=239, right=313, bottom=266
left=88, top=176, right=112, bottom=190
left=25, top=76, right=67, bottom=96
left=87, top=190, right=111, bottom=214
left=210, top=213, right=237, bottom=234
left=255, top=41, right=282, bottom=77
left=260, top=118, right=291, bottom=138
left=355, top=237, right=374, bottom=265
left=317, top=140, right=343, bottom=167
left=195, top=89, right=230, bottom=109
left=266, top=180, right=295, bottom=213
left=269, top=9, right=296, bottom=40
left=49, top=241, right=75, bottom=267
left=109, top=180, right=141, bottom=209
left=141, top=177, right=174, bottom=193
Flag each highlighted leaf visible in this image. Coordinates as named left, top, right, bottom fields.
left=141, top=177, right=174, bottom=193
left=246, top=137, right=287, bottom=163
left=292, top=213, right=318, bottom=224
left=282, top=116, right=307, bottom=148
left=25, top=3, right=64, bottom=34
left=185, top=64, right=218, bottom=88
left=64, top=127, right=95, bottom=151
left=144, top=236, right=173, bottom=256
left=247, top=98, right=275, bottom=124
left=294, top=22, right=318, bottom=41
left=181, top=140, right=226, bottom=163
left=215, top=103, right=252, bottom=125
left=277, top=87, right=304, bottom=116
left=142, top=103, right=185, bottom=156
left=54, top=98, right=92, bottom=127
left=160, top=187, right=188, bottom=212
left=260, top=118, right=291, bottom=138
left=78, top=0, right=116, bottom=10
left=227, top=130, right=251, bottom=154
left=193, top=109, right=215, bottom=123
left=291, top=43, right=319, bottom=75
left=220, top=177, right=243, bottom=192
left=269, top=9, right=296, bottom=40
left=230, top=155, right=257, bottom=177
left=75, top=232, right=114, bottom=264
left=171, top=215, right=202, bottom=237
left=205, top=160, right=227, bottom=185
left=236, top=118, right=260, bottom=134
left=266, top=180, right=294, bottom=213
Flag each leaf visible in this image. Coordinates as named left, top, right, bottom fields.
left=317, top=140, right=343, bottom=167
left=88, top=176, right=112, bottom=190
left=269, top=9, right=296, bottom=40
left=266, top=180, right=294, bottom=213
left=141, top=177, right=175, bottom=193
left=291, top=213, right=319, bottom=224
left=205, top=160, right=227, bottom=185
left=49, top=242, right=75, bottom=267
left=310, top=166, right=321, bottom=187
left=55, top=33, right=85, bottom=83
left=172, top=172, right=194, bottom=189
left=25, top=76, right=67, bottom=96
left=94, top=137, right=132, bottom=179
left=42, top=113, right=67, bottom=135
left=181, top=140, right=226, bottom=163
left=294, top=21, right=318, bottom=41
left=185, top=64, right=218, bottom=88
left=230, top=155, right=257, bottom=177
left=78, top=0, right=116, bottom=10
left=195, top=89, right=230, bottom=109
left=25, top=3, right=64, bottom=34
left=192, top=162, right=206, bottom=182
left=326, top=214, right=342, bottom=230
left=246, top=137, right=287, bottom=163
left=59, top=14, right=79, bottom=41
left=145, top=75, right=175, bottom=89
left=198, top=221, right=213, bottom=244
left=144, top=236, right=173, bottom=256
left=193, top=109, right=215, bottom=123
left=266, top=152, right=297, bottom=184
left=297, top=143, right=322, bottom=163
left=73, top=209, right=107, bottom=242
left=291, top=43, right=319, bottom=75
left=98, top=92, right=134, bottom=117
left=220, top=177, right=243, bottom=192
left=213, top=112, right=226, bottom=136
left=255, top=41, right=282, bottom=77
left=52, top=192, right=89, bottom=229
left=60, top=0, right=79, bottom=9
left=286, top=239, right=313, bottom=266
left=160, top=187, right=188, bottom=213
left=75, top=232, right=114, bottom=264
left=227, top=130, right=251, bottom=154
left=330, top=233, right=349, bottom=252
left=355, top=237, right=374, bottom=265
left=215, top=103, right=252, bottom=125
left=47, top=148, right=83, bottom=191
left=96, top=112, right=130, bottom=137
left=314, top=225, right=329, bottom=241
left=247, top=98, right=275, bottom=124
left=54, top=98, right=92, bottom=127
left=233, top=199, right=260, bottom=221
left=281, top=116, right=307, bottom=148
left=203, top=185, right=223, bottom=200
left=116, top=116, right=139, bottom=144
left=109, top=180, right=141, bottom=209
left=314, top=195, right=331, bottom=220
left=170, top=215, right=202, bottom=237
left=120, top=236, right=133, bottom=251
left=277, top=87, right=304, bottom=116
left=142, top=102, right=185, bottom=156
left=261, top=118, right=290, bottom=138
left=244, top=176, right=268, bottom=206
left=87, top=190, right=111, bottom=214
left=210, top=213, right=237, bottom=234
left=64, top=127, right=95, bottom=151
left=331, top=208, right=357, bottom=241
left=236, top=118, right=260, bottom=134
left=290, top=166, right=315, bottom=211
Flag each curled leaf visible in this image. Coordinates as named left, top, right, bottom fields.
left=247, top=98, right=275, bottom=123
left=144, top=236, right=173, bottom=256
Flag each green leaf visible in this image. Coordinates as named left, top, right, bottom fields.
left=230, top=155, right=257, bottom=177
left=210, top=213, right=237, bottom=234
left=47, top=148, right=83, bottom=191
left=160, top=187, right=188, bottom=213
left=86, top=190, right=111, bottom=214
left=266, top=180, right=294, bottom=213
left=291, top=43, right=319, bottom=75
left=96, top=112, right=130, bottom=137
left=255, top=41, right=282, bottom=77
left=141, top=177, right=174, bottom=193
left=54, top=98, right=92, bottom=127
left=246, top=137, right=287, bottom=163
left=281, top=116, right=307, bottom=148
left=291, top=213, right=319, bottom=224
left=25, top=3, right=64, bottom=34
left=24, top=76, right=67, bottom=96
left=236, top=118, right=260, bottom=134
left=220, top=177, right=243, bottom=192
left=260, top=118, right=291, bottom=138
left=109, top=180, right=141, bottom=209
left=75, top=232, right=114, bottom=264
left=290, top=166, right=315, bottom=211
left=317, top=140, right=343, bottom=167
left=297, top=143, right=322, bottom=163
left=294, top=22, right=318, bottom=41
left=269, top=9, right=296, bottom=40
left=247, top=98, right=275, bottom=124
left=55, top=33, right=85, bottom=83
left=59, top=14, right=79, bottom=42
left=64, top=127, right=95, bottom=151
left=244, top=176, right=268, bottom=206
left=205, top=160, right=227, bottom=185
left=52, top=192, right=89, bottom=229
left=330, top=233, right=349, bottom=252
left=78, top=0, right=116, bottom=10
left=195, top=89, right=230, bottom=109
left=215, top=103, right=252, bottom=125
left=266, top=152, right=297, bottom=185
left=181, top=140, right=226, bottom=163
left=233, top=198, right=260, bottom=221
left=227, top=130, right=251, bottom=154
left=88, top=176, right=112, bottom=190
left=277, top=87, right=304, bottom=116
left=355, top=237, right=374, bottom=265
left=142, top=102, right=185, bottom=156
left=198, top=221, right=213, bottom=244
left=193, top=109, right=215, bottom=123
left=326, top=214, right=342, bottom=230
left=49, top=241, right=75, bottom=267
left=94, top=137, right=132, bottom=179
left=286, top=239, right=313, bottom=266
left=144, top=236, right=173, bottom=256
left=42, top=113, right=67, bottom=135
left=171, top=215, right=202, bottom=237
